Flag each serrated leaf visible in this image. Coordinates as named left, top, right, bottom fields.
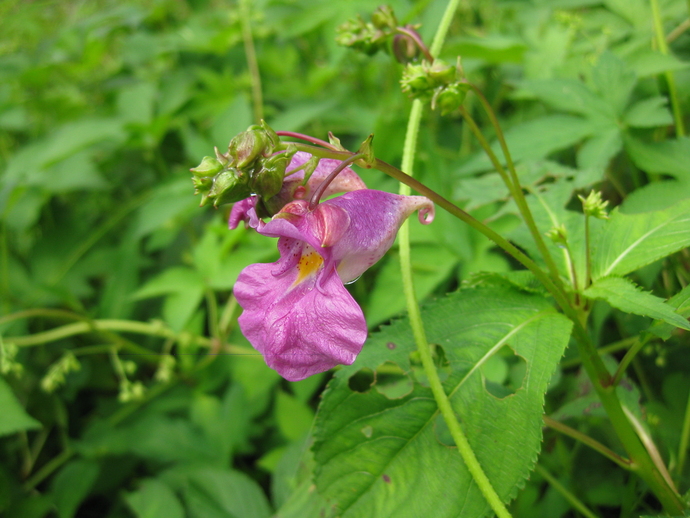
left=125, top=479, right=185, bottom=518
left=624, top=135, right=690, bottom=181
left=312, top=287, right=572, bottom=518
left=591, top=198, right=690, bottom=279
left=0, top=377, right=41, bottom=437
left=624, top=96, right=673, bottom=128
left=584, top=276, right=690, bottom=331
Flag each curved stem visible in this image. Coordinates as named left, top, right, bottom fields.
left=544, top=416, right=631, bottom=469
left=276, top=131, right=338, bottom=150
left=308, top=153, right=363, bottom=209
left=650, top=0, right=686, bottom=137
left=240, top=0, right=263, bottom=123
left=394, top=27, right=433, bottom=61
left=465, top=86, right=564, bottom=289
left=534, top=465, right=600, bottom=518
left=4, top=319, right=254, bottom=357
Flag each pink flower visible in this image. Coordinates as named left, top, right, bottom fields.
left=233, top=189, right=434, bottom=381
left=228, top=151, right=367, bottom=230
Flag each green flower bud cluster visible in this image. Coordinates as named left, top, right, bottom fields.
left=400, top=59, right=470, bottom=114
left=41, top=352, right=80, bottom=393
left=336, top=6, right=399, bottom=56
left=578, top=190, right=609, bottom=219
left=191, top=121, right=296, bottom=208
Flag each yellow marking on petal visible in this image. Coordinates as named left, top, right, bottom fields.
left=293, top=250, right=324, bottom=286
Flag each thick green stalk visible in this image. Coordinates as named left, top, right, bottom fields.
left=240, top=0, right=264, bottom=123
left=676, top=389, right=690, bottom=477
left=399, top=106, right=512, bottom=518
left=396, top=1, right=512, bottom=515
left=650, top=0, right=685, bottom=137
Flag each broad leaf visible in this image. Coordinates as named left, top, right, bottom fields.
left=312, top=287, right=572, bottom=518
left=625, top=135, right=690, bottom=181
left=624, top=96, right=673, bottom=128
left=125, top=479, right=185, bottom=518
left=50, top=459, right=100, bottom=518
left=584, top=276, right=690, bottom=331
left=0, top=377, right=41, bottom=437
left=591, top=198, right=690, bottom=279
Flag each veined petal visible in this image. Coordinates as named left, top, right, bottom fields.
left=327, top=190, right=435, bottom=283
left=234, top=262, right=367, bottom=381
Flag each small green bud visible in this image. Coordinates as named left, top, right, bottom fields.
left=371, top=5, right=397, bottom=30
left=545, top=224, right=568, bottom=247
left=190, top=156, right=224, bottom=177
left=432, top=83, right=470, bottom=115
left=209, top=168, right=253, bottom=207
left=356, top=134, right=376, bottom=167
left=328, top=132, right=346, bottom=151
left=578, top=190, right=609, bottom=219
left=228, top=125, right=269, bottom=169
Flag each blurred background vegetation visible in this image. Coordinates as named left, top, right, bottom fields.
left=2, top=0, right=690, bottom=516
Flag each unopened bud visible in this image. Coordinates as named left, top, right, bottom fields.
left=228, top=125, right=269, bottom=169
left=578, top=190, right=609, bottom=219
left=209, top=168, right=252, bottom=207
left=190, top=156, right=223, bottom=177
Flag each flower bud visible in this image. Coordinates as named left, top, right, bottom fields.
left=209, top=168, right=253, bottom=207
left=190, top=156, right=224, bottom=177
left=228, top=125, right=270, bottom=169
left=578, top=190, right=609, bottom=219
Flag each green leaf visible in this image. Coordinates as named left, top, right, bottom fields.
left=275, top=390, right=314, bottom=441
left=132, top=267, right=205, bottom=331
left=624, top=135, right=690, bottom=181
left=624, top=96, right=673, bottom=128
left=576, top=125, right=622, bottom=170
left=591, top=198, right=690, bottom=279
left=447, top=35, right=527, bottom=64
left=50, top=459, right=100, bottom=518
left=0, top=377, right=41, bottom=437
left=165, top=467, right=272, bottom=518
left=312, top=287, right=572, bottom=517
left=619, top=181, right=690, bottom=214
left=584, top=276, right=690, bottom=331
left=459, top=115, right=598, bottom=175
left=125, top=479, right=185, bottom=518
left=590, top=52, right=636, bottom=116
left=518, top=79, right=614, bottom=119
left=628, top=51, right=690, bottom=78
left=366, top=244, right=459, bottom=327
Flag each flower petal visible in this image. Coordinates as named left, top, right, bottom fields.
left=262, top=151, right=367, bottom=215
left=234, top=262, right=367, bottom=381
left=228, top=196, right=263, bottom=230
left=327, top=190, right=435, bottom=283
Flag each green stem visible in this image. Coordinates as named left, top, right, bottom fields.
left=543, top=416, right=631, bottom=469
left=650, top=0, right=686, bottom=137
left=395, top=1, right=511, bottom=515
left=676, top=387, right=690, bottom=478
left=464, top=87, right=564, bottom=289
left=22, top=448, right=74, bottom=491
left=533, top=465, right=600, bottom=518
left=611, top=333, right=653, bottom=388
left=239, top=0, right=263, bottom=123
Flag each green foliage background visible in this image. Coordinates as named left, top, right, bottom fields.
left=2, top=0, right=690, bottom=516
